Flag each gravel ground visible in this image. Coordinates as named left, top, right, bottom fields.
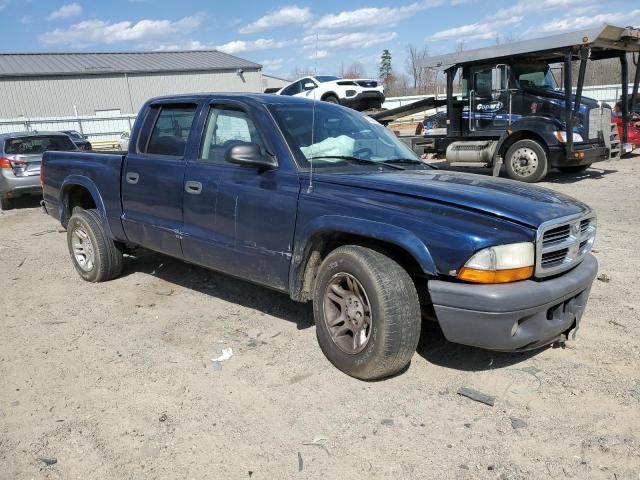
left=1, top=157, right=639, bottom=479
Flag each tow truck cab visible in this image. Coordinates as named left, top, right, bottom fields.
left=413, top=24, right=640, bottom=182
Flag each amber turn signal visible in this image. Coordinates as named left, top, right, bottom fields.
left=457, top=266, right=534, bottom=284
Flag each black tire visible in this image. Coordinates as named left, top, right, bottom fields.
left=313, top=245, right=421, bottom=380
left=66, top=208, right=123, bottom=282
left=0, top=195, right=13, bottom=211
left=558, top=164, right=591, bottom=173
left=505, top=139, right=549, bottom=183
left=323, top=95, right=340, bottom=104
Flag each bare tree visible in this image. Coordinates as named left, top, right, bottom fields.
left=343, top=61, right=367, bottom=79
left=289, top=66, right=315, bottom=79
left=405, top=45, right=430, bottom=90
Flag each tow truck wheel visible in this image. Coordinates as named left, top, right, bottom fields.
left=558, top=164, right=591, bottom=173
left=505, top=139, right=548, bottom=183
left=66, top=208, right=124, bottom=282
left=313, top=245, right=421, bottom=380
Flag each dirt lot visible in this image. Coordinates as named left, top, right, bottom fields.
left=1, top=157, right=640, bottom=480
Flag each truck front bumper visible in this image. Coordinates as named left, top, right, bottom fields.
left=549, top=143, right=610, bottom=167
left=428, top=254, right=598, bottom=351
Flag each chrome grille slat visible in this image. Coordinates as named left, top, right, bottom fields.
left=535, top=212, right=596, bottom=278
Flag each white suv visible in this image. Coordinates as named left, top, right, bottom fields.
left=276, top=75, right=385, bottom=111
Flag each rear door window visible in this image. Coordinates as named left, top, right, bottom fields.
left=145, top=104, right=197, bottom=157
left=5, top=135, right=76, bottom=154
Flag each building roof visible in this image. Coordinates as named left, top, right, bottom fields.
left=420, top=24, right=640, bottom=69
left=0, top=50, right=262, bottom=77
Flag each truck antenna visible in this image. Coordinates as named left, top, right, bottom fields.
left=308, top=33, right=319, bottom=194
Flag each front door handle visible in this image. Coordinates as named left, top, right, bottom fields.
left=125, top=172, right=139, bottom=184
left=185, top=180, right=203, bottom=194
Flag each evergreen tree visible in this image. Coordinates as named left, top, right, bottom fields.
left=379, top=49, right=393, bottom=86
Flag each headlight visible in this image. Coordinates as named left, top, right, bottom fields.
left=554, top=131, right=583, bottom=143
left=457, top=242, right=534, bottom=284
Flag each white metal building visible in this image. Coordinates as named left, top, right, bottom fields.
left=0, top=50, right=279, bottom=119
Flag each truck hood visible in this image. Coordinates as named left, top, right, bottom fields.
left=524, top=87, right=601, bottom=110
left=314, top=170, right=590, bottom=228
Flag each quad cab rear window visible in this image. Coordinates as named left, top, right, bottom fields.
left=4, top=135, right=76, bottom=154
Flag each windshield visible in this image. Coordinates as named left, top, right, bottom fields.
left=64, top=131, right=83, bottom=140
left=5, top=135, right=76, bottom=154
left=268, top=102, right=424, bottom=171
left=512, top=63, right=557, bottom=90
left=314, top=75, right=340, bottom=83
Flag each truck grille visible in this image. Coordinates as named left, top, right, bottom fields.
left=536, top=213, right=596, bottom=278
left=588, top=107, right=612, bottom=140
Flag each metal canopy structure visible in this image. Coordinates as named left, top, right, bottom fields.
left=419, top=24, right=640, bottom=69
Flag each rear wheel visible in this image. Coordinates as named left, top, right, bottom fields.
left=67, top=208, right=123, bottom=282
left=313, top=245, right=421, bottom=380
left=505, top=139, right=548, bottom=183
left=558, top=164, right=591, bottom=173
left=0, top=195, right=13, bottom=211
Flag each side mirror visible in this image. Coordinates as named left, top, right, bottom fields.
left=492, top=64, right=508, bottom=91
left=303, top=82, right=316, bottom=91
left=225, top=142, right=277, bottom=170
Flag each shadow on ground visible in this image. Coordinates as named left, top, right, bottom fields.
left=1, top=195, right=42, bottom=211
left=416, top=321, right=544, bottom=372
left=124, top=249, right=314, bottom=331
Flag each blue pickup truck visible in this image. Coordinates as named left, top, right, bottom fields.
left=42, top=93, right=598, bottom=379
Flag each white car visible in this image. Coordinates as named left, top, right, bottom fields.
left=275, top=75, right=385, bottom=111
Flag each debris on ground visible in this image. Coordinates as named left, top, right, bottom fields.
left=597, top=273, right=611, bottom=283
left=159, top=413, right=167, bottom=422
left=212, top=348, right=233, bottom=362
left=381, top=418, right=394, bottom=426
left=37, top=457, right=57, bottom=466
left=297, top=451, right=303, bottom=472
left=510, top=417, right=528, bottom=430
left=302, top=436, right=330, bottom=456
left=154, top=287, right=174, bottom=296
left=17, top=257, right=26, bottom=268
left=31, top=229, right=56, bottom=237
left=457, top=387, right=495, bottom=406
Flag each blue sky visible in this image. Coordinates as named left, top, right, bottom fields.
left=1, top=0, right=638, bottom=79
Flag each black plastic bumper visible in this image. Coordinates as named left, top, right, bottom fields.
left=341, top=91, right=385, bottom=109
left=428, top=254, right=598, bottom=351
left=548, top=143, right=609, bottom=167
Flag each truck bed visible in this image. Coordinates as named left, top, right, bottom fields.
left=42, top=150, right=126, bottom=236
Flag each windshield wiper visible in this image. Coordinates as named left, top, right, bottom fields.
left=383, top=158, right=437, bottom=169
left=309, top=155, right=405, bottom=170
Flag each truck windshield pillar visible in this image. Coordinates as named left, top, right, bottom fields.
left=573, top=47, right=589, bottom=116
left=620, top=52, right=629, bottom=147
left=445, top=66, right=460, bottom=136
left=563, top=50, right=573, bottom=157
left=631, top=55, right=640, bottom=122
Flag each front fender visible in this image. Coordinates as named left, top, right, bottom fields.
left=289, top=215, right=437, bottom=298
left=495, top=117, right=563, bottom=158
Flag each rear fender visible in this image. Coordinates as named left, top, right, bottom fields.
left=60, top=175, right=113, bottom=238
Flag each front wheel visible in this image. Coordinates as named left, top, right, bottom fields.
left=505, top=139, right=549, bottom=183
left=0, top=195, right=13, bottom=210
left=67, top=208, right=123, bottom=282
left=323, top=95, right=340, bottom=104
left=558, top=164, right=591, bottom=173
left=313, top=245, right=421, bottom=380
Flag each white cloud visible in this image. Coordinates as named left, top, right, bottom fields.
left=216, top=38, right=286, bottom=54
left=260, top=58, right=285, bottom=68
left=155, top=40, right=215, bottom=51
left=40, top=14, right=203, bottom=47
left=0, top=0, right=11, bottom=12
left=313, top=1, right=441, bottom=30
left=536, top=9, right=640, bottom=33
left=240, top=5, right=312, bottom=34
left=20, top=15, right=32, bottom=24
left=308, top=49, right=329, bottom=59
left=304, top=31, right=398, bottom=50
left=429, top=0, right=592, bottom=42
left=48, top=2, right=82, bottom=21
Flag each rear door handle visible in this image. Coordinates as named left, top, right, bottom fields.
left=125, top=172, right=139, bottom=184
left=185, top=180, right=203, bottom=194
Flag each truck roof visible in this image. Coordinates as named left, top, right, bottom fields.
left=0, top=131, right=70, bottom=140
left=145, top=92, right=324, bottom=107
left=419, top=24, right=640, bottom=70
